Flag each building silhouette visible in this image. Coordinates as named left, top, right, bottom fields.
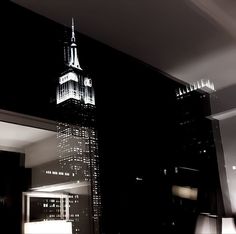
left=28, top=19, right=101, bottom=234
left=56, top=18, right=101, bottom=234
left=168, top=84, right=224, bottom=233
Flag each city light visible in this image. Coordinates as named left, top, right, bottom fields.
left=172, top=185, right=198, bottom=200
left=176, top=79, right=215, bottom=97
left=24, top=220, right=72, bottom=234
left=136, top=177, right=143, bottom=181
left=59, top=72, right=78, bottom=85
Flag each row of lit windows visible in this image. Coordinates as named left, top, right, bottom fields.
left=45, top=170, right=70, bottom=176
left=70, top=214, right=79, bottom=217
left=43, top=204, right=57, bottom=208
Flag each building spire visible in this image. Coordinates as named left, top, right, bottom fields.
left=71, top=17, right=76, bottom=43
left=69, top=17, right=82, bottom=70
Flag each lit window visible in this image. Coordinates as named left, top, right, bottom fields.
left=175, top=167, right=178, bottom=173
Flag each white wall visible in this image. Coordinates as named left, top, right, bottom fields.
left=25, top=134, right=57, bottom=168
left=219, top=116, right=236, bottom=215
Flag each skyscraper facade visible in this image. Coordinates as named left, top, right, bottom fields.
left=169, top=83, right=224, bottom=233
left=56, top=18, right=101, bottom=234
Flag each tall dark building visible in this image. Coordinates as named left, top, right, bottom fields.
left=164, top=80, right=224, bottom=234
left=56, top=18, right=101, bottom=234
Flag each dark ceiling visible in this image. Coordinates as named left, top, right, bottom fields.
left=12, top=0, right=236, bottom=91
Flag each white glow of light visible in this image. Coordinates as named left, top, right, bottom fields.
left=84, top=78, right=92, bottom=87
left=222, top=218, right=236, bottom=234
left=176, top=79, right=215, bottom=97
left=136, top=177, right=143, bottom=181
left=24, top=191, right=69, bottom=199
left=172, top=185, right=198, bottom=200
left=233, top=166, right=236, bottom=170
left=59, top=72, right=78, bottom=84
left=71, top=18, right=75, bottom=42
left=56, top=88, right=81, bottom=104
left=69, top=46, right=82, bottom=70
left=179, top=166, right=199, bottom=172
left=84, top=86, right=95, bottom=105
left=84, top=96, right=95, bottom=105
left=57, top=75, right=95, bottom=105
left=32, top=181, right=89, bottom=192
left=68, top=18, right=82, bottom=70
left=194, top=214, right=217, bottom=234
left=24, top=221, right=72, bottom=234
left=209, top=108, right=236, bottom=121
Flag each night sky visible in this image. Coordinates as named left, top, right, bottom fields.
left=2, top=2, right=182, bottom=233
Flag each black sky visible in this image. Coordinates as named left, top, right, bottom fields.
left=2, top=2, right=182, bottom=233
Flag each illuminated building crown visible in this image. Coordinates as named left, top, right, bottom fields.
left=56, top=19, right=95, bottom=106
left=176, top=79, right=215, bottom=97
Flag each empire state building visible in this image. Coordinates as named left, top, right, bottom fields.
left=56, top=18, right=101, bottom=234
